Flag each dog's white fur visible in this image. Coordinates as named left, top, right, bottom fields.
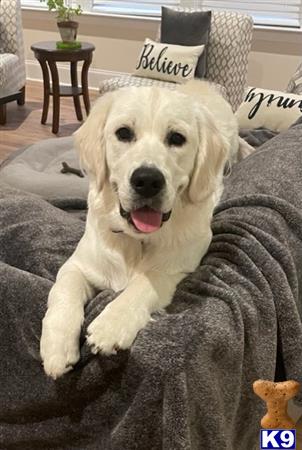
left=40, top=80, right=239, bottom=379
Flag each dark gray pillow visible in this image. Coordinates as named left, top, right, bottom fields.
left=160, top=7, right=212, bottom=78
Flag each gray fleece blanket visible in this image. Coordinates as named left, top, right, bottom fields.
left=1, top=124, right=302, bottom=450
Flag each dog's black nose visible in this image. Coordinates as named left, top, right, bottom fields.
left=130, top=167, right=166, bottom=198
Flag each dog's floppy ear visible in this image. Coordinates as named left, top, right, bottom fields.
left=74, top=92, right=114, bottom=191
left=189, top=109, right=229, bottom=204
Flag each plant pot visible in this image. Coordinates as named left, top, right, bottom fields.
left=57, top=21, right=78, bottom=43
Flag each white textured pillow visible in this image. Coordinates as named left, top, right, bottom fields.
left=134, top=38, right=204, bottom=84
left=236, top=87, right=302, bottom=132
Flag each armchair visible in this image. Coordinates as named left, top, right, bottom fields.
left=99, top=10, right=253, bottom=112
left=0, top=0, right=26, bottom=124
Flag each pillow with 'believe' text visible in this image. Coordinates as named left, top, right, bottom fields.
left=236, top=86, right=302, bottom=132
left=134, top=38, right=204, bottom=84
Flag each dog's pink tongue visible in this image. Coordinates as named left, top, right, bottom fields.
left=130, top=207, right=162, bottom=233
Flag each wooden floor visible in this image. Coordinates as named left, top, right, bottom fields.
left=0, top=80, right=98, bottom=163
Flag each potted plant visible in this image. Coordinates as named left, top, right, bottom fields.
left=40, top=0, right=82, bottom=46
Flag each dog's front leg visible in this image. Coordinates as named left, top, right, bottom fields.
left=40, top=263, right=94, bottom=379
left=87, top=271, right=184, bottom=355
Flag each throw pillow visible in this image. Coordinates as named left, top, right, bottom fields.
left=160, top=8, right=211, bottom=78
left=236, top=87, right=302, bottom=132
left=134, top=38, right=204, bottom=84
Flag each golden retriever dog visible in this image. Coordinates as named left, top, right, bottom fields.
left=40, top=80, right=239, bottom=379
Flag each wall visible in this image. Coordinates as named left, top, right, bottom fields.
left=22, top=9, right=302, bottom=93
left=249, top=28, right=302, bottom=90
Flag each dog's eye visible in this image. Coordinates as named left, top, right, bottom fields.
left=167, top=131, right=186, bottom=147
left=115, top=127, right=135, bottom=143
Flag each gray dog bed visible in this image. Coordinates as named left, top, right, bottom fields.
left=0, top=126, right=277, bottom=203
left=0, top=136, right=88, bottom=200
left=0, top=124, right=278, bottom=205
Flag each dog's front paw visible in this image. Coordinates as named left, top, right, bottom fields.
left=41, top=349, right=79, bottom=380
left=40, top=307, right=83, bottom=379
left=87, top=301, right=150, bottom=355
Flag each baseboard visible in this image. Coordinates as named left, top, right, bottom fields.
left=25, top=59, right=128, bottom=90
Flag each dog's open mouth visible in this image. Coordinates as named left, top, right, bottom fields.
left=120, top=205, right=171, bottom=233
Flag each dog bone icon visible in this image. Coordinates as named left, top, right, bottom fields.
left=253, top=379, right=300, bottom=429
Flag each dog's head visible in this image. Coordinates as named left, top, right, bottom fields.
left=74, top=86, right=229, bottom=237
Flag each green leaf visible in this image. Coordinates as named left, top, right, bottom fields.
left=40, top=0, right=83, bottom=20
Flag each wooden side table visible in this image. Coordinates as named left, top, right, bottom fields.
left=31, top=41, right=95, bottom=134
